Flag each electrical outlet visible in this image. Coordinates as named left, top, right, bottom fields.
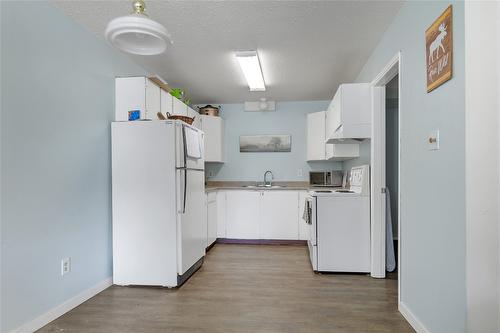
left=61, top=257, right=71, bottom=276
left=297, top=169, right=303, bottom=177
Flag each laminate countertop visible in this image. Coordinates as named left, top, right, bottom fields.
left=205, top=181, right=333, bottom=192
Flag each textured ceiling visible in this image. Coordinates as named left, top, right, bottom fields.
left=53, top=0, right=403, bottom=104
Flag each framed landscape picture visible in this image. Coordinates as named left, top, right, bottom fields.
left=239, top=135, right=291, bottom=153
left=426, top=5, right=453, bottom=92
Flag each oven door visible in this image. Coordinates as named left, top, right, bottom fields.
left=306, top=195, right=318, bottom=271
left=308, top=196, right=317, bottom=246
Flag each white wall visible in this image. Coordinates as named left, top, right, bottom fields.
left=465, top=2, right=500, bottom=332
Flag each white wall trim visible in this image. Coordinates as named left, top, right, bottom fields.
left=8, top=277, right=112, bottom=333
left=399, top=302, right=431, bottom=333
left=369, top=51, right=401, bottom=281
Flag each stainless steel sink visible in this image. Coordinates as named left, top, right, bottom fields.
left=242, top=184, right=287, bottom=189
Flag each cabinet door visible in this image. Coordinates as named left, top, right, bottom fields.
left=216, top=191, right=226, bottom=238
left=201, top=115, right=224, bottom=162
left=326, top=88, right=342, bottom=139
left=260, top=191, right=299, bottom=240
left=160, top=89, right=173, bottom=116
left=307, top=111, right=326, bottom=161
left=326, top=143, right=360, bottom=161
left=172, top=97, right=188, bottom=116
left=226, top=191, right=260, bottom=239
left=145, top=79, right=161, bottom=120
left=207, top=192, right=217, bottom=246
left=298, top=191, right=310, bottom=240
left=187, top=106, right=201, bottom=129
left=115, top=77, right=146, bottom=121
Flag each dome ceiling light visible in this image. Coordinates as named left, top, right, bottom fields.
left=105, top=0, right=172, bottom=56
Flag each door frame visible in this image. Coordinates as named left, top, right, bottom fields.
left=370, top=52, right=402, bottom=301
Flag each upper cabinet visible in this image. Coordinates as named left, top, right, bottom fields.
left=160, top=89, right=173, bottom=116
left=307, top=111, right=359, bottom=161
left=172, top=96, right=188, bottom=116
left=115, top=76, right=201, bottom=125
left=199, top=115, right=224, bottom=163
left=326, top=83, right=371, bottom=143
left=187, top=106, right=201, bottom=129
left=115, top=77, right=161, bottom=121
left=115, top=77, right=223, bottom=162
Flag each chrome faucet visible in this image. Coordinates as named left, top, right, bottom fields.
left=263, top=170, right=274, bottom=187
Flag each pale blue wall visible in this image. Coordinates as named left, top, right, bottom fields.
left=354, top=2, right=466, bottom=332
left=0, top=2, right=146, bottom=332
left=205, top=101, right=342, bottom=181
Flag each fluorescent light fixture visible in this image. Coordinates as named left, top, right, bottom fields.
left=235, top=51, right=266, bottom=91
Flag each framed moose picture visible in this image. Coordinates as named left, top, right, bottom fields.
left=426, top=5, right=453, bottom=92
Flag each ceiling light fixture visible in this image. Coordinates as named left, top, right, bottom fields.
left=235, top=51, right=266, bottom=91
left=105, top=0, right=172, bottom=56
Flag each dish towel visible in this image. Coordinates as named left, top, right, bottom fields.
left=185, top=127, right=202, bottom=159
left=386, top=187, right=396, bottom=272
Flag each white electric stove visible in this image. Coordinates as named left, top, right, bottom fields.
left=305, top=165, right=371, bottom=273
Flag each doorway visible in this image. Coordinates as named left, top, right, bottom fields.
left=385, top=75, right=399, bottom=278
left=370, top=52, right=401, bottom=299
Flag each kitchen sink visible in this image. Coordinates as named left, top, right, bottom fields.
left=242, top=184, right=287, bottom=189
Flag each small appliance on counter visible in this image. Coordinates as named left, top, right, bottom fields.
left=309, top=170, right=344, bottom=187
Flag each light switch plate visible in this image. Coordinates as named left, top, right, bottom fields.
left=297, top=169, right=303, bottom=177
left=428, top=130, right=440, bottom=150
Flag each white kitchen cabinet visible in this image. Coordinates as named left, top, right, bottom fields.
left=226, top=191, right=260, bottom=239
left=206, top=192, right=217, bottom=246
left=145, top=79, right=161, bottom=120
left=307, top=111, right=360, bottom=161
left=160, top=89, right=173, bottom=116
left=325, top=143, right=359, bottom=161
left=187, top=106, right=201, bottom=129
left=200, top=115, right=224, bottom=163
left=298, top=191, right=309, bottom=240
left=172, top=96, right=188, bottom=116
left=260, top=191, right=299, bottom=240
left=115, top=77, right=162, bottom=121
left=307, top=111, right=327, bottom=161
left=216, top=191, right=226, bottom=238
left=326, top=83, right=371, bottom=143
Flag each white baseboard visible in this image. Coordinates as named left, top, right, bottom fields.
left=8, top=277, right=113, bottom=333
left=399, top=301, right=431, bottom=333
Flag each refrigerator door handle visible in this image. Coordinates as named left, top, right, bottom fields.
left=182, top=168, right=187, bottom=214
left=181, top=124, right=187, bottom=168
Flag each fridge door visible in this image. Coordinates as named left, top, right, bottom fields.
left=111, top=121, right=178, bottom=287
left=177, top=169, right=206, bottom=275
left=176, top=122, right=205, bottom=170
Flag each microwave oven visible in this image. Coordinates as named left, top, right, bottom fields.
left=309, top=171, right=344, bottom=187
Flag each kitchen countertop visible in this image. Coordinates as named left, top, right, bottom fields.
left=205, top=181, right=336, bottom=192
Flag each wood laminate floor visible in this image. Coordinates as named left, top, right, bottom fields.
left=38, top=244, right=414, bottom=333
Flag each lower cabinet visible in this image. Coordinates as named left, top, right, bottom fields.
left=226, top=191, right=261, bottom=239
left=221, top=190, right=302, bottom=240
left=206, top=192, right=217, bottom=246
left=216, top=191, right=226, bottom=238
left=260, top=191, right=299, bottom=240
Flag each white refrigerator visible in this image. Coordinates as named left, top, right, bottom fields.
left=111, top=120, right=206, bottom=287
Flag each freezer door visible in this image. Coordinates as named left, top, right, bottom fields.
left=177, top=169, right=206, bottom=275
left=175, top=122, right=205, bottom=170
